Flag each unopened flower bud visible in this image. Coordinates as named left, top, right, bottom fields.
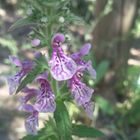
left=31, top=39, right=41, bottom=47
left=34, top=52, right=42, bottom=59
left=41, top=17, right=48, bottom=23
left=59, top=17, right=65, bottom=23
left=27, top=8, right=33, bottom=16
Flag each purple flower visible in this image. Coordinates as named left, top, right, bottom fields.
left=52, top=33, right=65, bottom=43
left=19, top=87, right=39, bottom=104
left=34, top=52, right=42, bottom=59
left=7, top=71, right=24, bottom=95
left=19, top=104, right=35, bottom=113
left=82, top=101, right=94, bottom=119
left=49, top=33, right=77, bottom=81
left=69, top=69, right=94, bottom=106
left=9, top=56, right=22, bottom=67
left=7, top=56, right=34, bottom=95
left=71, top=43, right=96, bottom=79
left=85, top=60, right=96, bottom=79
left=25, top=111, right=39, bottom=135
left=34, top=72, right=56, bottom=113
left=31, top=39, right=41, bottom=47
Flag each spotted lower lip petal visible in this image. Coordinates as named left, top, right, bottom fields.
left=49, top=34, right=77, bottom=81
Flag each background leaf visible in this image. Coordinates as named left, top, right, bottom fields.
left=72, top=124, right=104, bottom=138
left=96, top=96, right=115, bottom=115
left=95, top=60, right=109, bottom=84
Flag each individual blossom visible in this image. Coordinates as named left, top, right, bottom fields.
left=18, top=72, right=56, bottom=134
left=25, top=111, right=39, bottom=135
left=71, top=43, right=96, bottom=79
left=49, top=33, right=77, bottom=81
left=19, top=87, right=40, bottom=112
left=31, top=38, right=41, bottom=47
left=7, top=56, right=34, bottom=95
left=34, top=72, right=56, bottom=113
left=69, top=67, right=94, bottom=106
left=19, top=87, right=40, bottom=104
left=18, top=89, right=39, bottom=135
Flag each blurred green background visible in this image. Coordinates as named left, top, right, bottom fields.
left=0, top=0, right=140, bottom=140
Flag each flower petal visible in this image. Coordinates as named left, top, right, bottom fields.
left=19, top=104, right=35, bottom=113
left=79, top=43, right=91, bottom=56
left=70, top=52, right=80, bottom=61
left=49, top=49, right=77, bottom=81
left=35, top=79, right=56, bottom=113
left=9, top=56, right=22, bottom=67
left=52, top=33, right=65, bottom=43
left=86, top=61, right=96, bottom=79
left=36, top=71, right=48, bottom=81
left=21, top=60, right=34, bottom=72
left=34, top=92, right=56, bottom=113
left=25, top=112, right=38, bottom=135
left=7, top=71, right=24, bottom=95
left=71, top=81, right=94, bottom=105
left=20, top=87, right=39, bottom=103
left=83, top=101, right=94, bottom=119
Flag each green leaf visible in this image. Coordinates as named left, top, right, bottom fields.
left=34, top=54, right=48, bottom=69
left=9, top=17, right=37, bottom=31
left=96, top=96, right=115, bottom=115
left=65, top=13, right=84, bottom=24
left=44, top=118, right=59, bottom=140
left=95, top=60, right=109, bottom=84
left=72, top=124, right=104, bottom=138
left=21, top=134, right=40, bottom=140
left=126, top=99, right=140, bottom=124
left=54, top=101, right=72, bottom=140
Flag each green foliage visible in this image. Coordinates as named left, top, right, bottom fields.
left=54, top=101, right=72, bottom=140
left=18, top=0, right=83, bottom=30
left=9, top=17, right=37, bottom=31
left=125, top=98, right=140, bottom=125
left=96, top=96, right=115, bottom=115
left=0, top=36, right=18, bottom=55
left=95, top=60, right=109, bottom=84
left=72, top=124, right=104, bottom=138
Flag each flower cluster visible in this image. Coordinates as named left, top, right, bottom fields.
left=8, top=33, right=96, bottom=135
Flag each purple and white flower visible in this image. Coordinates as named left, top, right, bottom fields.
left=7, top=56, right=34, bottom=95
left=8, top=32, right=96, bottom=134
left=49, top=33, right=77, bottom=81
left=25, top=111, right=39, bottom=135
left=71, top=43, right=96, bottom=79
left=34, top=72, right=56, bottom=113
left=82, top=101, right=94, bottom=119
left=69, top=68, right=94, bottom=106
